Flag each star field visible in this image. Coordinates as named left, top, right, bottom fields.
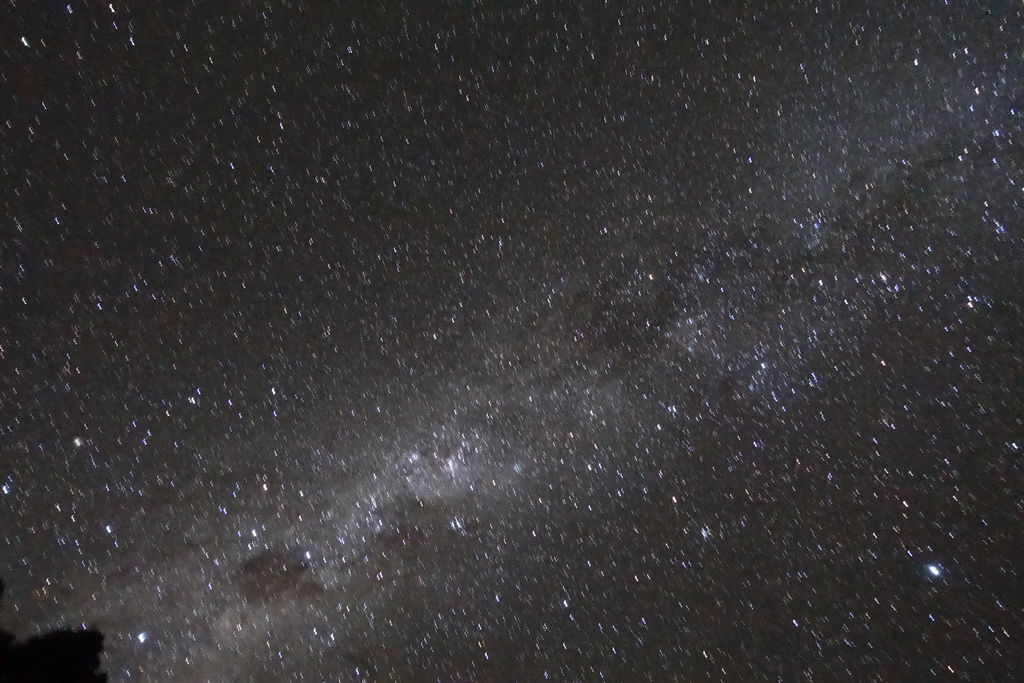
left=1, top=1, right=1022, bottom=681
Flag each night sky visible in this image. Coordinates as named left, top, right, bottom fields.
left=2, top=1, right=1023, bottom=681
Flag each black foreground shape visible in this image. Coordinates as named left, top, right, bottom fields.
left=0, top=581, right=107, bottom=683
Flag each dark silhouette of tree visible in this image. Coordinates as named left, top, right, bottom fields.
left=0, top=580, right=107, bottom=683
